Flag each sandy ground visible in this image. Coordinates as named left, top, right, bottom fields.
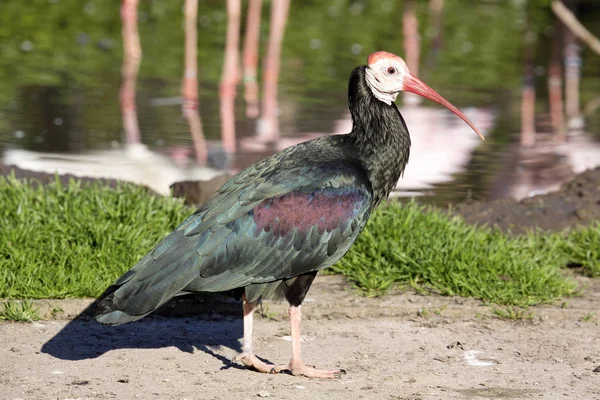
left=1, top=276, right=599, bottom=400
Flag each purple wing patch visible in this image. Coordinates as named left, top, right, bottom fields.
left=252, top=188, right=367, bottom=236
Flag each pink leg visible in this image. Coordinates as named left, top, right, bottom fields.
left=273, top=305, right=346, bottom=379
left=232, top=294, right=276, bottom=373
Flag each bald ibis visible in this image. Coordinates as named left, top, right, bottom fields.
left=95, top=51, right=483, bottom=379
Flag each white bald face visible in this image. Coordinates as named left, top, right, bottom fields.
left=365, top=51, right=410, bottom=105
left=362, top=50, right=485, bottom=140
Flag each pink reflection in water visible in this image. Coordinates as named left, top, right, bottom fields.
left=220, top=0, right=242, bottom=155
left=242, top=0, right=262, bottom=119
left=402, top=1, right=422, bottom=106
left=257, top=0, right=291, bottom=142
left=182, top=0, right=208, bottom=165
left=120, top=0, right=142, bottom=146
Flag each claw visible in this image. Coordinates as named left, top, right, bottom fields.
left=334, top=369, right=347, bottom=379
left=277, top=360, right=345, bottom=379
left=231, top=353, right=251, bottom=367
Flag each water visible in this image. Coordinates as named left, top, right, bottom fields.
left=1, top=1, right=599, bottom=203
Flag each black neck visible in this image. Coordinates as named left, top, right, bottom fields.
left=347, top=66, right=411, bottom=204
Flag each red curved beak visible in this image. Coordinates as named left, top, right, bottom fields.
left=403, top=73, right=485, bottom=140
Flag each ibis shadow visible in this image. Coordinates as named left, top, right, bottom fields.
left=41, top=295, right=255, bottom=370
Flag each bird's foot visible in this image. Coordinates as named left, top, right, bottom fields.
left=272, top=359, right=346, bottom=379
left=232, top=353, right=276, bottom=374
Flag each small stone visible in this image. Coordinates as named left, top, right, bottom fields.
left=593, top=366, right=600, bottom=373
left=446, top=341, right=464, bottom=350
left=258, top=391, right=270, bottom=397
left=584, top=356, right=593, bottom=362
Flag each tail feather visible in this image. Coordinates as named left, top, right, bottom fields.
left=94, top=231, right=201, bottom=326
left=94, top=290, right=148, bottom=326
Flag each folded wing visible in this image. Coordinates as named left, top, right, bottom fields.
left=95, top=160, right=372, bottom=325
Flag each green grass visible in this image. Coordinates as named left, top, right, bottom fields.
left=490, top=305, right=535, bottom=320
left=579, top=312, right=597, bottom=323
left=557, top=225, right=600, bottom=277
left=0, top=175, right=598, bottom=308
left=0, top=300, right=41, bottom=322
left=416, top=305, right=447, bottom=318
left=0, top=175, right=191, bottom=299
left=331, top=202, right=599, bottom=306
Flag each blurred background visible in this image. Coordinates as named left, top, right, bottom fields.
left=0, top=0, right=599, bottom=204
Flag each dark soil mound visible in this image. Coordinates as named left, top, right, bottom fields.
left=169, top=175, right=232, bottom=206
left=0, top=163, right=128, bottom=190
left=451, top=167, right=600, bottom=233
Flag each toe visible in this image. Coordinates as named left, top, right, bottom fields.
left=270, top=363, right=291, bottom=374
left=289, top=360, right=346, bottom=379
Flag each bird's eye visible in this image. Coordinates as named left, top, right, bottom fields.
left=387, top=66, right=396, bottom=75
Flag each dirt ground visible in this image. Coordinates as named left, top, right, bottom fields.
left=2, top=276, right=599, bottom=400
left=451, top=167, right=600, bottom=234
